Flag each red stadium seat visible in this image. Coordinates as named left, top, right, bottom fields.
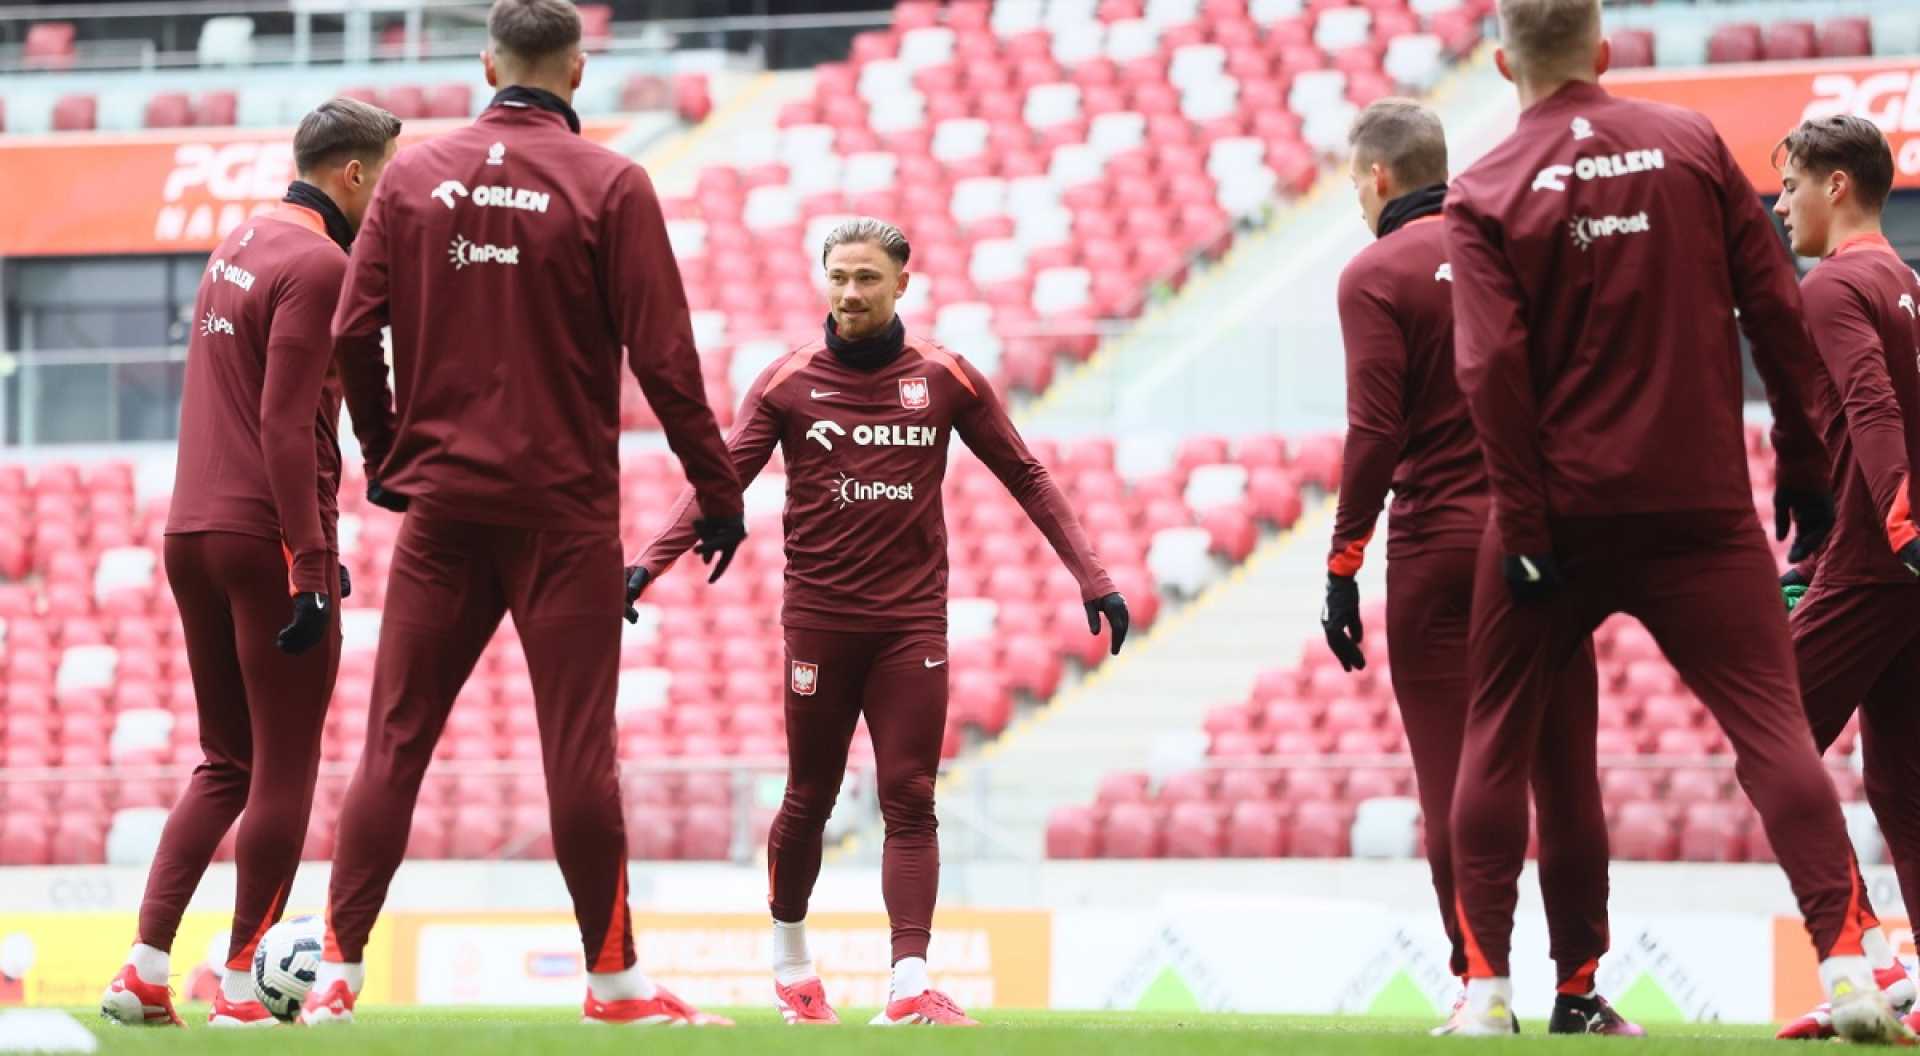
left=1762, top=21, right=1816, bottom=62
left=1164, top=802, right=1226, bottom=858
left=1100, top=802, right=1164, bottom=858
left=52, top=94, right=97, bottom=132
left=1609, top=28, right=1655, bottom=69
left=1611, top=801, right=1676, bottom=861
left=1046, top=805, right=1099, bottom=858
left=24, top=22, right=76, bottom=70
left=1818, top=18, right=1872, bottom=59
left=1706, top=23, right=1763, bottom=64
left=1289, top=801, right=1351, bottom=857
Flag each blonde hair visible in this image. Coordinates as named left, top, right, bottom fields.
left=1498, top=0, right=1602, bottom=80
left=1349, top=98, right=1448, bottom=189
left=820, top=217, right=910, bottom=268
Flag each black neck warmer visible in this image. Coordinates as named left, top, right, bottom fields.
left=489, top=85, right=582, bottom=134
left=1376, top=183, right=1448, bottom=239
left=283, top=181, right=354, bottom=252
left=824, top=313, right=906, bottom=371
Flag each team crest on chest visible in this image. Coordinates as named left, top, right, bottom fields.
left=899, top=377, right=930, bottom=410
left=791, top=661, right=819, bottom=696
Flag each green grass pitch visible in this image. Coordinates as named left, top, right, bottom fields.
left=70, top=1006, right=1788, bottom=1054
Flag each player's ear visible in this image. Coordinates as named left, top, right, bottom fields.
left=343, top=157, right=363, bottom=190
left=1494, top=46, right=1514, bottom=85
left=1828, top=169, right=1848, bottom=204
left=1594, top=37, right=1611, bottom=78
left=571, top=51, right=586, bottom=91
left=1371, top=162, right=1391, bottom=202
left=895, top=268, right=910, bottom=298
left=482, top=48, right=499, bottom=88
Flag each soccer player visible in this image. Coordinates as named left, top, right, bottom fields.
left=99, top=99, right=401, bottom=1029
left=631, top=217, right=1128, bottom=1027
left=1324, top=98, right=1635, bottom=1036
left=1442, top=0, right=1906, bottom=1041
left=305, top=0, right=743, bottom=1026
left=1770, top=115, right=1920, bottom=1041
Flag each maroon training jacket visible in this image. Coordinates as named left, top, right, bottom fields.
left=1445, top=80, right=1827, bottom=555
left=639, top=332, right=1114, bottom=631
left=1801, top=234, right=1920, bottom=586
left=331, top=96, right=740, bottom=532
left=168, top=202, right=352, bottom=594
left=1328, top=212, right=1488, bottom=575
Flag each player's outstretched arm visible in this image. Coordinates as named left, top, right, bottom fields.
left=626, top=364, right=784, bottom=618
left=1713, top=126, right=1833, bottom=558
left=1445, top=195, right=1556, bottom=595
left=329, top=179, right=401, bottom=499
left=1321, top=262, right=1410, bottom=670
left=952, top=356, right=1125, bottom=652
left=599, top=164, right=742, bottom=526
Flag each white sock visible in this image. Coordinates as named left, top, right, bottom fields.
left=891, top=956, right=930, bottom=1001
left=127, top=943, right=169, bottom=986
left=1865, top=928, right=1901, bottom=975
left=221, top=968, right=254, bottom=1004
left=1465, top=977, right=1513, bottom=1016
left=587, top=965, right=659, bottom=1001
left=312, top=960, right=365, bottom=995
left=1821, top=954, right=1874, bottom=1000
left=772, top=919, right=814, bottom=985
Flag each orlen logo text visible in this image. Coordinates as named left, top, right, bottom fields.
left=1569, top=212, right=1651, bottom=251
left=206, top=257, right=256, bottom=291
left=1804, top=69, right=1920, bottom=174
left=1530, top=149, right=1666, bottom=192
left=831, top=474, right=914, bottom=510
left=807, top=420, right=939, bottom=451
left=448, top=235, right=520, bottom=270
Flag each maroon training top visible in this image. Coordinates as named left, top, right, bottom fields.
left=1328, top=213, right=1488, bottom=575
left=1801, top=233, right=1920, bottom=587
left=331, top=97, right=741, bottom=532
left=167, top=202, right=349, bottom=594
left=1446, top=80, right=1827, bottom=555
left=639, top=333, right=1115, bottom=631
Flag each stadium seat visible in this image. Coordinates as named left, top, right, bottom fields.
left=1706, top=23, right=1763, bottom=64
left=52, top=94, right=98, bottom=132
left=1046, top=805, right=1100, bottom=858
left=1818, top=17, right=1872, bottom=58
left=1101, top=802, right=1164, bottom=858
left=24, top=22, right=77, bottom=70
left=1609, top=28, right=1655, bottom=69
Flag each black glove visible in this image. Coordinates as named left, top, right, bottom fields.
left=339, top=564, right=352, bottom=600
left=1899, top=539, right=1920, bottom=578
left=1503, top=552, right=1565, bottom=603
left=1774, top=487, right=1833, bottom=563
left=692, top=515, right=746, bottom=583
left=623, top=565, right=652, bottom=623
left=367, top=480, right=410, bottom=513
left=1084, top=592, right=1130, bottom=655
left=276, top=592, right=331, bottom=655
left=1321, top=573, right=1365, bottom=672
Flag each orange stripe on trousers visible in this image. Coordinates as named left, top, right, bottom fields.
left=591, top=867, right=630, bottom=974
left=227, top=882, right=288, bottom=971
left=1455, top=893, right=1494, bottom=978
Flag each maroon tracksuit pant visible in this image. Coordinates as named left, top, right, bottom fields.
left=323, top=513, right=633, bottom=971
left=1795, top=578, right=1920, bottom=924
left=1388, top=546, right=1611, bottom=991
left=1453, top=512, right=1870, bottom=978
left=768, top=626, right=947, bottom=963
left=138, top=532, right=340, bottom=970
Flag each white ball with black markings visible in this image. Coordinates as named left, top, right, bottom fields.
left=250, top=915, right=324, bottom=1021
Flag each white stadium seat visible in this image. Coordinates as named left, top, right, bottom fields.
left=197, top=16, right=255, bottom=67
left=841, top=151, right=899, bottom=192
left=615, top=668, right=672, bottom=718
left=991, top=0, right=1044, bottom=37
left=1032, top=266, right=1092, bottom=316
left=948, top=598, right=1000, bottom=642
left=970, top=239, right=1029, bottom=286
left=1289, top=69, right=1349, bottom=116
left=667, top=219, right=709, bottom=260
left=341, top=610, right=382, bottom=654
left=1250, top=0, right=1305, bottom=23
left=1148, top=526, right=1218, bottom=597
left=1024, top=82, right=1082, bottom=129
left=1184, top=464, right=1250, bottom=513
left=857, top=59, right=913, bottom=103
left=1087, top=111, right=1147, bottom=157
left=743, top=185, right=800, bottom=231
left=1385, top=33, right=1447, bottom=91
left=109, top=709, right=174, bottom=761
left=57, top=645, right=117, bottom=692
left=1315, top=7, right=1373, bottom=53
left=1169, top=44, right=1226, bottom=91
left=951, top=177, right=1010, bottom=224
left=690, top=310, right=727, bottom=350
left=1104, top=20, right=1161, bottom=63
left=1351, top=796, right=1422, bottom=859
left=1144, top=0, right=1201, bottom=27
left=896, top=26, right=955, bottom=69
left=1302, top=100, right=1360, bottom=156
left=932, top=118, right=991, bottom=163
left=1051, top=22, right=1104, bottom=65
left=1180, top=77, right=1239, bottom=123
left=107, top=808, right=171, bottom=866
left=868, top=92, right=928, bottom=134
left=1048, top=143, right=1107, bottom=187
left=93, top=546, right=155, bottom=603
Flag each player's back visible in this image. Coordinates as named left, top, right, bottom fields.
left=361, top=99, right=649, bottom=530
left=1448, top=81, right=1766, bottom=519
left=1341, top=216, right=1487, bottom=553
left=168, top=209, right=345, bottom=544
left=1803, top=244, right=1920, bottom=584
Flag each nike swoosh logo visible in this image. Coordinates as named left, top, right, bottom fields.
left=924, top=658, right=946, bottom=668
left=810, top=389, right=841, bottom=399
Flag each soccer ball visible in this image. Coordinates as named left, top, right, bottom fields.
left=250, top=915, right=324, bottom=1021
